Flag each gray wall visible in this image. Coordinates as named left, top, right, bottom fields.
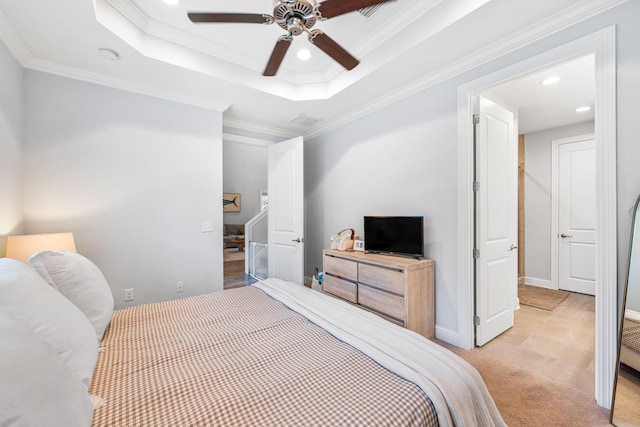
left=306, top=0, right=640, bottom=338
left=222, top=141, right=267, bottom=225
left=306, top=81, right=459, bottom=331
left=22, top=71, right=224, bottom=309
left=615, top=0, right=640, bottom=314
left=0, top=40, right=24, bottom=254
left=523, top=121, right=595, bottom=285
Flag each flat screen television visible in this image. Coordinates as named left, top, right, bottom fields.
left=364, top=216, right=424, bottom=258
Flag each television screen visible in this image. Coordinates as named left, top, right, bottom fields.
left=364, top=216, right=424, bottom=258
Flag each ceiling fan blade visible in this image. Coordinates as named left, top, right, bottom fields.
left=263, top=36, right=293, bottom=77
left=309, top=31, right=359, bottom=71
left=317, top=0, right=395, bottom=20
left=188, top=13, right=274, bottom=24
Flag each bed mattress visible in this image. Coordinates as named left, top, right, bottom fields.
left=89, top=286, right=438, bottom=426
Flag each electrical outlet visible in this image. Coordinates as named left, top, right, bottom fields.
left=201, top=221, right=213, bottom=232
left=124, top=288, right=134, bottom=302
left=176, top=281, right=184, bottom=293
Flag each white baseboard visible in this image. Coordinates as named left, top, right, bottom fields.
left=435, top=325, right=460, bottom=348
left=523, top=276, right=553, bottom=289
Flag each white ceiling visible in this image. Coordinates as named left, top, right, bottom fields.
left=483, top=54, right=595, bottom=134
left=0, top=0, right=619, bottom=141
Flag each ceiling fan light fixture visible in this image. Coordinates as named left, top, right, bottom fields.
left=162, top=0, right=181, bottom=5
left=297, top=49, right=311, bottom=60
left=576, top=105, right=592, bottom=113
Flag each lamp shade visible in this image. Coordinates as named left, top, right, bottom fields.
left=5, top=233, right=77, bottom=263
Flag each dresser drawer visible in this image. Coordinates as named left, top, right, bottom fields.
left=324, top=255, right=357, bottom=282
left=358, top=263, right=404, bottom=295
left=323, top=275, right=357, bottom=303
left=358, top=285, right=405, bottom=321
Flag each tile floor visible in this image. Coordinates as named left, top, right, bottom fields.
left=478, top=291, right=596, bottom=395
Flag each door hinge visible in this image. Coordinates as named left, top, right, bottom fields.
left=473, top=181, right=480, bottom=192
left=474, top=315, right=480, bottom=326
left=473, top=249, right=480, bottom=259
left=473, top=114, right=480, bottom=125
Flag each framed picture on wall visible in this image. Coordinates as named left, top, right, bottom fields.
left=223, top=193, right=241, bottom=212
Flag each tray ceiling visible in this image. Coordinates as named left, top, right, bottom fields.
left=0, top=0, right=624, bottom=139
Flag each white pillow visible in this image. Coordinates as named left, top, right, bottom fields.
left=0, top=258, right=98, bottom=388
left=0, top=311, right=95, bottom=427
left=30, top=251, right=115, bottom=342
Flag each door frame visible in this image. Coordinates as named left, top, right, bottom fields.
left=551, top=133, right=596, bottom=293
left=456, top=26, right=616, bottom=408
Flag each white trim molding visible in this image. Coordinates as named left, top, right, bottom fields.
left=523, top=277, right=553, bottom=289
left=457, top=26, right=617, bottom=408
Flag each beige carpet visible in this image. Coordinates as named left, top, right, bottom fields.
left=442, top=342, right=611, bottom=426
left=519, top=284, right=569, bottom=311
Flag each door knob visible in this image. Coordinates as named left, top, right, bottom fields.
left=292, top=238, right=303, bottom=243
left=560, top=234, right=573, bottom=238
left=509, top=244, right=518, bottom=251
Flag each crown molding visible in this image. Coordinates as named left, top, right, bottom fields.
left=223, top=117, right=298, bottom=140
left=23, top=55, right=230, bottom=113
left=101, top=0, right=340, bottom=88
left=105, top=0, right=266, bottom=74
left=0, top=3, right=229, bottom=112
left=223, top=133, right=276, bottom=147
left=96, top=0, right=494, bottom=98
left=0, top=7, right=34, bottom=66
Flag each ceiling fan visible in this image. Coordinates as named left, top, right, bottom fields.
left=188, top=0, right=395, bottom=76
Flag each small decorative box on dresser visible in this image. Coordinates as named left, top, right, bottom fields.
left=322, top=249, right=435, bottom=339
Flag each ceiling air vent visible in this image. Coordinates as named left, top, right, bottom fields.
left=358, top=3, right=385, bottom=19
left=291, top=113, right=322, bottom=127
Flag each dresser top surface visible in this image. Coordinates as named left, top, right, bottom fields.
left=323, top=249, right=434, bottom=271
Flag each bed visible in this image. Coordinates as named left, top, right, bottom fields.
left=0, top=253, right=505, bottom=427
left=621, top=310, right=640, bottom=373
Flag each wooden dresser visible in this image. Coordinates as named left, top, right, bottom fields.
left=322, top=249, right=434, bottom=339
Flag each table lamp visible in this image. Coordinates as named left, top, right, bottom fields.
left=5, top=232, right=77, bottom=263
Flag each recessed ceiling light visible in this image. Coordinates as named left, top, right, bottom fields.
left=576, top=105, right=592, bottom=113
left=297, top=49, right=311, bottom=61
left=541, top=76, right=560, bottom=85
left=162, top=0, right=181, bottom=5
left=98, top=48, right=120, bottom=61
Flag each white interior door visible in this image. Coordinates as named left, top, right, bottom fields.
left=553, top=135, right=596, bottom=295
left=475, top=96, right=517, bottom=346
left=267, top=136, right=304, bottom=284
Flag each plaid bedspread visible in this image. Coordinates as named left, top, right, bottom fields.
left=90, top=286, right=438, bottom=426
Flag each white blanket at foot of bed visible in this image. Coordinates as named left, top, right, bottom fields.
left=254, top=278, right=506, bottom=427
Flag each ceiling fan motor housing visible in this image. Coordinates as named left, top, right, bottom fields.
left=274, top=0, right=317, bottom=35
